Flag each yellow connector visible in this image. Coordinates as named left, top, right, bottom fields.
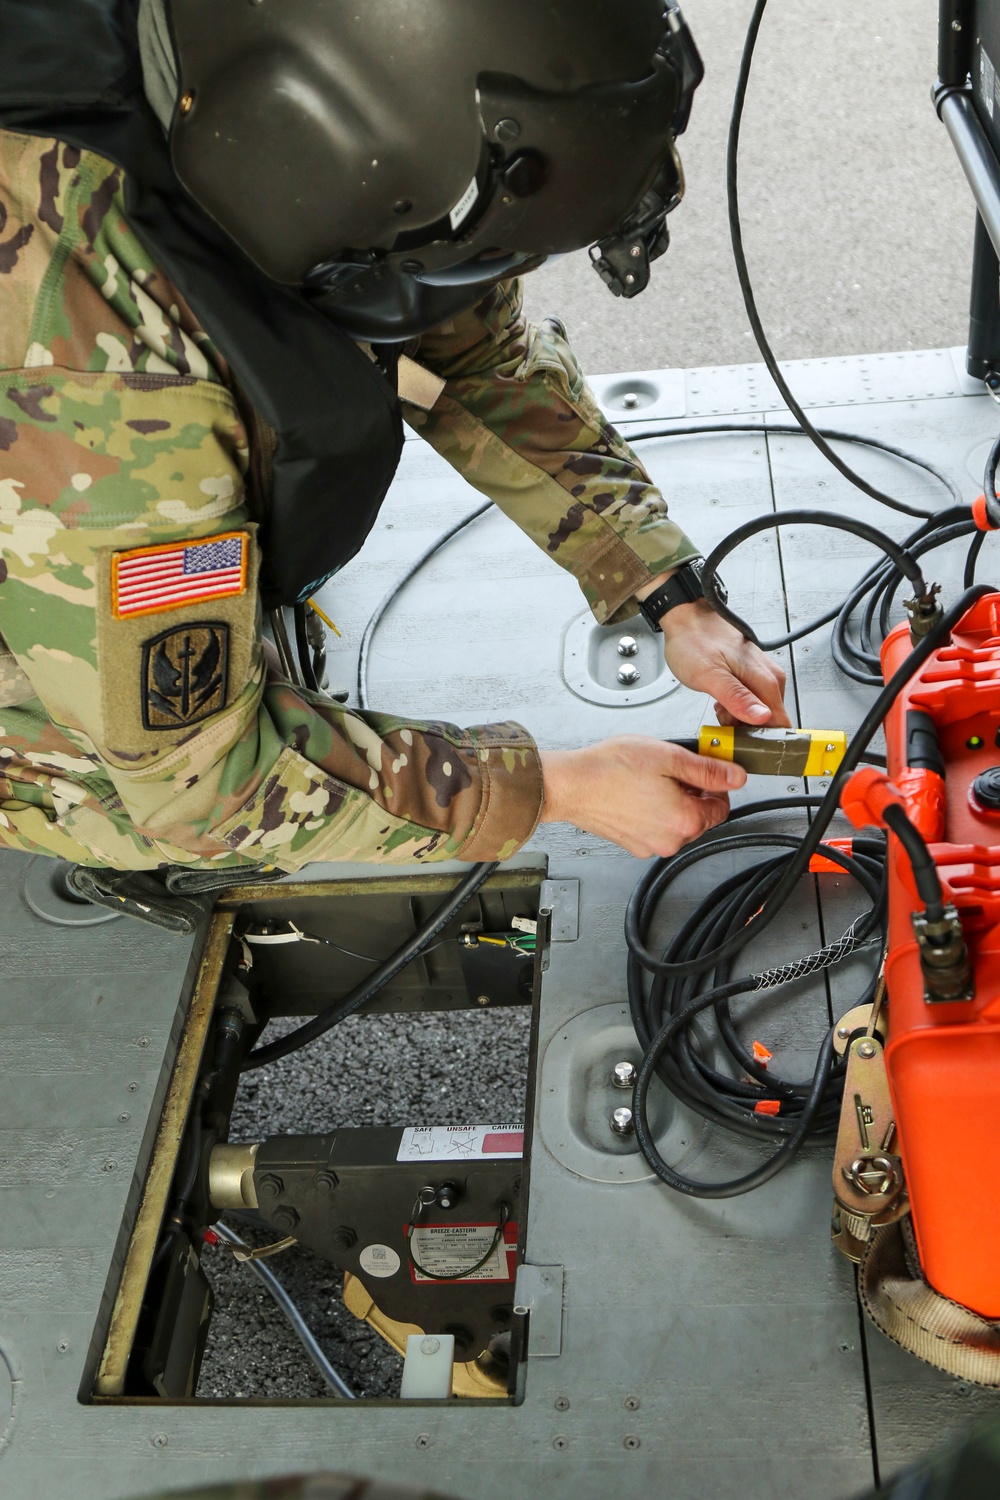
left=697, top=726, right=847, bottom=778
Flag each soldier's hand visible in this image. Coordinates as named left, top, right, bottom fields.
left=538, top=736, right=746, bottom=859
left=658, top=599, right=789, bottom=728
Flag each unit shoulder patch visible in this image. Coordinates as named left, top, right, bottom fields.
left=141, top=622, right=230, bottom=731
left=112, top=531, right=248, bottom=620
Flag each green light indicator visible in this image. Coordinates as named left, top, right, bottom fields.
left=967, top=735, right=985, bottom=750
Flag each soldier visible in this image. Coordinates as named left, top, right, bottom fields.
left=0, top=0, right=787, bottom=880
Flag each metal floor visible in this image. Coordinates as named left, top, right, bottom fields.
left=3, top=347, right=1000, bottom=1500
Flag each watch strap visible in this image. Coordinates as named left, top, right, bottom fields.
left=637, top=559, right=708, bottom=632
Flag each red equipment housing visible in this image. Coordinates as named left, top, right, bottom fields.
left=843, top=593, right=1000, bottom=1317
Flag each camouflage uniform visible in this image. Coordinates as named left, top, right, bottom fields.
left=0, top=131, right=700, bottom=872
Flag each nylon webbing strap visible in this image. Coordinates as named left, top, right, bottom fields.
left=860, top=1218, right=1000, bottom=1387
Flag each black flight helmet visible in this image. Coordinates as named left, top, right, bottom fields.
left=164, top=0, right=704, bottom=340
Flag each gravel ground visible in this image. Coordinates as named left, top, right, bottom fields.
left=197, top=1007, right=532, bottom=1400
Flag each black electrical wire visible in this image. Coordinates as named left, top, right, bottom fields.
left=293, top=602, right=321, bottom=693
left=628, top=423, right=963, bottom=517
left=727, top=0, right=935, bottom=520
left=212, top=1222, right=356, bottom=1399
left=985, top=429, right=1000, bottom=528
left=625, top=586, right=991, bottom=981
left=627, top=585, right=995, bottom=1195
left=358, top=499, right=492, bottom=709
left=699, top=509, right=928, bottom=648
left=882, top=804, right=945, bottom=922
left=242, top=858, right=496, bottom=1069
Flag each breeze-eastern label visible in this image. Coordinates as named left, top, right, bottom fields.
left=396, top=1124, right=524, bottom=1163
left=408, top=1222, right=517, bottom=1284
left=449, top=174, right=480, bottom=231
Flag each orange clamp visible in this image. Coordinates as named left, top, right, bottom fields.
left=972, top=493, right=1000, bottom=532
left=754, top=1100, right=781, bottom=1116
left=809, top=837, right=854, bottom=874
left=840, top=766, right=901, bottom=832
left=752, top=1040, right=773, bottom=1066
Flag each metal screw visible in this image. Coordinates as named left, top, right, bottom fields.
left=477, top=994, right=490, bottom=1006
left=118, top=1112, right=130, bottom=1123
left=621, top=393, right=640, bottom=409
left=857, top=1040, right=877, bottom=1059
left=952, top=17, right=962, bottom=29
left=617, top=635, right=639, bottom=657
left=554, top=1395, right=570, bottom=1411
left=624, top=1395, right=641, bottom=1411
left=837, top=1025, right=851, bottom=1040
left=136, top=1036, right=150, bottom=1048
left=420, top=1337, right=441, bottom=1355
left=494, top=118, right=521, bottom=143
left=258, top=1174, right=283, bottom=1199
left=826, top=743, right=836, bottom=753
left=629, top=245, right=642, bottom=258
left=617, top=664, right=640, bottom=686
left=624, top=1435, right=641, bottom=1450
left=127, top=1081, right=138, bottom=1092
left=625, top=273, right=635, bottom=285
left=612, top=1061, right=637, bottom=1090
left=552, top=1436, right=568, bottom=1451
left=101, top=1159, right=117, bottom=1173
left=57, top=1339, right=69, bottom=1353
left=710, top=737, right=721, bottom=747
left=178, top=92, right=194, bottom=115
left=415, top=1433, right=431, bottom=1449
left=272, top=1205, right=299, bottom=1232
left=611, top=1106, right=634, bottom=1136
left=151, top=1434, right=169, bottom=1449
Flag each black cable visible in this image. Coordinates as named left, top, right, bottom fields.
left=985, top=429, right=1000, bottom=529
left=242, top=859, right=496, bottom=1069
left=727, top=0, right=934, bottom=520
left=293, top=603, right=321, bottom=693
left=629, top=423, right=963, bottom=516
left=882, top=804, right=945, bottom=922
left=358, top=499, right=492, bottom=709
left=699, top=509, right=928, bottom=648
left=624, top=586, right=992, bottom=982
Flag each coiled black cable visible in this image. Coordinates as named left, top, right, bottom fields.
left=627, top=586, right=995, bottom=1194
left=242, top=858, right=496, bottom=1070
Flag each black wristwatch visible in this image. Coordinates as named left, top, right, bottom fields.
left=636, top=558, right=725, bottom=632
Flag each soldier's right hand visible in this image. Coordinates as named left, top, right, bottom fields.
left=538, top=736, right=746, bottom=859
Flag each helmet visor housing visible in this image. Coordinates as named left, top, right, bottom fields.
left=166, top=0, right=703, bottom=339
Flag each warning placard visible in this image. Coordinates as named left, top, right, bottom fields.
left=407, top=1222, right=517, bottom=1284
left=396, top=1124, right=524, bottom=1163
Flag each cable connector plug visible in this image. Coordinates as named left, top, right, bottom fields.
left=911, top=904, right=974, bottom=1004
left=904, top=583, right=943, bottom=643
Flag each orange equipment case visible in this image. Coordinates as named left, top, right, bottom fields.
left=862, top=593, right=1000, bottom=1317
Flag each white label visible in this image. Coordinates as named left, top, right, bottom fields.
left=397, top=1124, right=524, bottom=1163
left=408, top=1223, right=515, bottom=1283
left=983, top=46, right=996, bottom=118
left=449, top=174, right=480, bottom=231
left=359, top=1243, right=401, bottom=1279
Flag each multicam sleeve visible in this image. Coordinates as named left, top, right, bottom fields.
left=407, top=279, right=701, bottom=627
left=0, top=368, right=541, bottom=871
left=0, top=135, right=541, bottom=872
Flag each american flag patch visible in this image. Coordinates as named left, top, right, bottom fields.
left=112, top=532, right=248, bottom=620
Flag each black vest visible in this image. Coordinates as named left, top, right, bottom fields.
left=0, top=0, right=403, bottom=607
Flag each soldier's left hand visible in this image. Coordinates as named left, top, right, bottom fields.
left=659, top=599, right=790, bottom=727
